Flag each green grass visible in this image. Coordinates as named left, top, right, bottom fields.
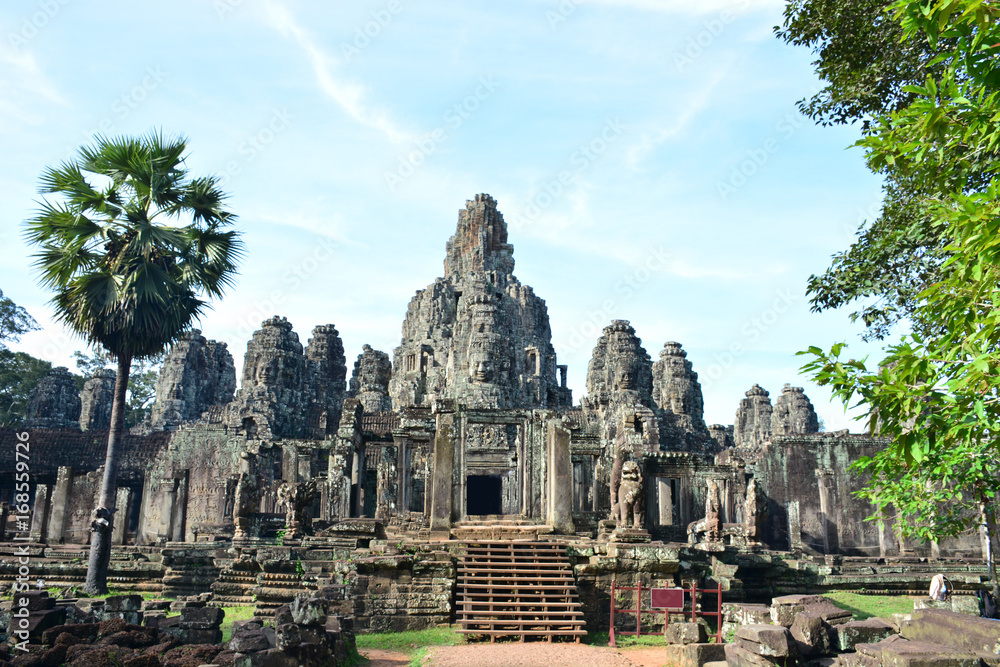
left=219, top=605, right=258, bottom=643
left=355, top=625, right=464, bottom=665
left=584, top=630, right=669, bottom=647
left=824, top=591, right=916, bottom=621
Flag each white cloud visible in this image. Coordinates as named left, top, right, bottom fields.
left=262, top=2, right=413, bottom=145
left=625, top=61, right=733, bottom=170
left=0, top=45, right=66, bottom=125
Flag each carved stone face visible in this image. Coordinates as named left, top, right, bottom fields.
left=621, top=460, right=641, bottom=484
left=472, top=358, right=494, bottom=383
left=614, top=363, right=636, bottom=391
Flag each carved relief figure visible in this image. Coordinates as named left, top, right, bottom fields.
left=744, top=477, right=762, bottom=543
left=687, top=478, right=722, bottom=545
left=276, top=479, right=319, bottom=539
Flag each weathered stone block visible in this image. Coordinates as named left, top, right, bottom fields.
left=899, top=608, right=1000, bottom=655
left=105, top=595, right=143, bottom=613
left=790, top=612, right=832, bottom=656
left=735, top=624, right=797, bottom=658
left=179, top=606, right=224, bottom=626
left=661, top=642, right=726, bottom=667
left=722, top=603, right=771, bottom=640
left=770, top=594, right=824, bottom=626
left=663, top=621, right=706, bottom=645
left=853, top=636, right=982, bottom=667
left=724, top=643, right=780, bottom=667
left=835, top=618, right=897, bottom=651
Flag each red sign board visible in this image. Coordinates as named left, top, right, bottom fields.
left=650, top=588, right=684, bottom=610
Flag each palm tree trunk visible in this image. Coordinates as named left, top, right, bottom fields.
left=83, top=353, right=131, bottom=595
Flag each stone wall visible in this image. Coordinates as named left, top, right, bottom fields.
left=753, top=434, right=980, bottom=557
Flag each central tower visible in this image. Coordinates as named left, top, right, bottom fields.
left=390, top=194, right=571, bottom=410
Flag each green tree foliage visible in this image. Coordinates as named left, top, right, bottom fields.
left=801, top=0, right=1000, bottom=596
left=0, top=350, right=52, bottom=426
left=777, top=0, right=969, bottom=339
left=0, top=289, right=40, bottom=347
left=24, top=130, right=244, bottom=593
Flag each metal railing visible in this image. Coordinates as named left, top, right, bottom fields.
left=608, top=577, right=722, bottom=646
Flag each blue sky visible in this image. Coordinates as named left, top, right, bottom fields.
left=0, top=0, right=888, bottom=429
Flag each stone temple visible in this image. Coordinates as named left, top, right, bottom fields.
left=0, top=194, right=990, bottom=635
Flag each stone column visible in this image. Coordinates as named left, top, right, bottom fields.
left=112, top=487, right=132, bottom=545
left=46, top=466, right=74, bottom=544
left=815, top=468, right=833, bottom=554
left=171, top=472, right=189, bottom=543
left=546, top=420, right=574, bottom=534
left=429, top=412, right=455, bottom=534
left=30, top=484, right=51, bottom=543
left=657, top=478, right=672, bottom=526
left=161, top=479, right=178, bottom=543
left=787, top=500, right=802, bottom=551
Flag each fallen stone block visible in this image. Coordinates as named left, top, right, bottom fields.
left=724, top=643, right=781, bottom=666
left=735, top=624, right=797, bottom=658
left=790, top=612, right=832, bottom=656
left=854, top=636, right=982, bottom=667
left=835, top=618, right=896, bottom=651
left=662, top=642, right=726, bottom=667
left=801, top=600, right=853, bottom=625
left=899, top=608, right=1000, bottom=655
left=664, top=621, right=706, bottom=645
left=771, top=595, right=825, bottom=626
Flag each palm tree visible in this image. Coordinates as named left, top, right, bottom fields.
left=24, top=131, right=244, bottom=593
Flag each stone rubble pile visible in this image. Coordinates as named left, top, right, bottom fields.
left=718, top=593, right=1000, bottom=667
left=0, top=591, right=356, bottom=667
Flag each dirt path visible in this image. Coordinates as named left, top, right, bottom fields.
left=421, top=642, right=670, bottom=667
left=361, top=648, right=412, bottom=666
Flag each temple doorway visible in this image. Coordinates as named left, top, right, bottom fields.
left=466, top=475, right=502, bottom=516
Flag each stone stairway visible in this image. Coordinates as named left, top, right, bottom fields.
left=456, top=541, right=587, bottom=642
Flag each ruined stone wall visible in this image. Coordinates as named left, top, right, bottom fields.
left=62, top=470, right=101, bottom=544
left=757, top=434, right=984, bottom=558
left=350, top=550, right=456, bottom=632
left=139, top=425, right=243, bottom=544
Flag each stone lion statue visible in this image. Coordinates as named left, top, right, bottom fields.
left=616, top=460, right=644, bottom=529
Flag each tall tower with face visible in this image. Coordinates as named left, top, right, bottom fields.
left=390, top=195, right=571, bottom=410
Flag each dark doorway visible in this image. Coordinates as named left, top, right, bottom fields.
left=466, top=475, right=502, bottom=516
